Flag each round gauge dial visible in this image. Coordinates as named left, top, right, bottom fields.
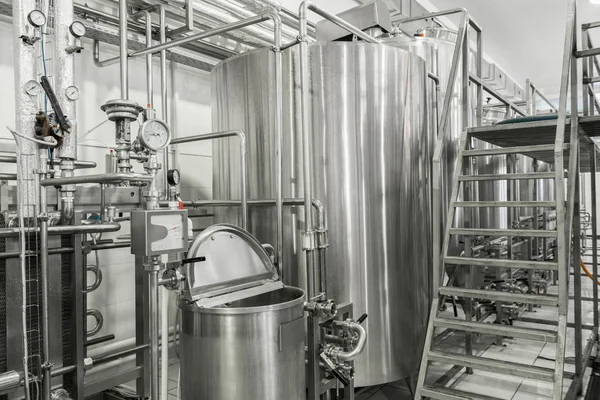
left=69, top=21, right=87, bottom=38
left=138, top=119, right=171, bottom=151
left=65, top=86, right=80, bottom=101
left=27, top=10, right=46, bottom=28
left=25, top=80, right=42, bottom=96
left=167, top=169, right=181, bottom=186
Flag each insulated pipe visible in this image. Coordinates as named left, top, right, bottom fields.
left=12, top=0, right=39, bottom=220
left=171, top=131, right=248, bottom=228
left=55, top=0, right=77, bottom=161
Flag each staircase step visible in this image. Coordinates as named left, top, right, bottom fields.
left=421, top=385, right=505, bottom=400
left=449, top=228, right=558, bottom=238
left=433, top=317, right=558, bottom=342
left=455, top=201, right=555, bottom=208
left=459, top=172, right=555, bottom=181
left=438, top=287, right=559, bottom=306
left=444, top=256, right=558, bottom=271
left=463, top=144, right=566, bottom=157
left=428, top=351, right=555, bottom=381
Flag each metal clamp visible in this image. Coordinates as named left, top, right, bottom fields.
left=304, top=298, right=337, bottom=320
left=302, top=230, right=316, bottom=251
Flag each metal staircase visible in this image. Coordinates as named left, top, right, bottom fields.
left=414, top=0, right=600, bottom=399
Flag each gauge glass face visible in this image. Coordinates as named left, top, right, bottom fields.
left=168, top=169, right=181, bottom=185
left=28, top=10, right=46, bottom=27
left=70, top=21, right=86, bottom=37
left=25, top=80, right=42, bottom=96
left=150, top=214, right=184, bottom=252
left=65, top=86, right=80, bottom=101
left=140, top=120, right=170, bottom=150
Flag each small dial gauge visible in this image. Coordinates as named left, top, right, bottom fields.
left=25, top=80, right=42, bottom=96
left=65, top=86, right=80, bottom=101
left=138, top=119, right=171, bottom=151
left=27, top=10, right=46, bottom=28
left=69, top=21, right=87, bottom=38
left=167, top=169, right=181, bottom=186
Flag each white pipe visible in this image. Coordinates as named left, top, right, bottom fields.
left=160, top=286, right=169, bottom=400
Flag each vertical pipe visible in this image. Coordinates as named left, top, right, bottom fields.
left=526, top=79, right=533, bottom=116
left=574, top=166, right=583, bottom=387
left=591, top=145, right=599, bottom=332
left=120, top=0, right=129, bottom=100
left=148, top=267, right=159, bottom=400
left=475, top=28, right=483, bottom=127
left=144, top=11, right=153, bottom=113
left=271, top=15, right=284, bottom=276
left=298, top=4, right=316, bottom=297
left=160, top=7, right=169, bottom=198
left=583, top=31, right=590, bottom=117
left=39, top=160, right=51, bottom=400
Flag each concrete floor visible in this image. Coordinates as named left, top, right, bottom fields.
left=158, top=268, right=597, bottom=400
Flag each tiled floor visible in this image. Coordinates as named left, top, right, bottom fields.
left=155, top=271, right=597, bottom=399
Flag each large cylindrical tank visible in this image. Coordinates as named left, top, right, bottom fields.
left=179, top=287, right=306, bottom=399
left=212, top=42, right=430, bottom=386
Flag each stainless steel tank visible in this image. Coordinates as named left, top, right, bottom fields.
left=179, top=224, right=306, bottom=400
left=212, top=42, right=430, bottom=386
left=385, top=29, right=509, bottom=233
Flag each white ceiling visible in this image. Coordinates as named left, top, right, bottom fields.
left=426, top=0, right=600, bottom=97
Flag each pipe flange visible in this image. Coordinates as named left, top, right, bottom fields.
left=101, top=99, right=143, bottom=122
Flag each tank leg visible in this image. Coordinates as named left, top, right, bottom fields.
left=405, top=374, right=418, bottom=397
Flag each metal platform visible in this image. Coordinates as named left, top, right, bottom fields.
left=468, top=115, right=600, bottom=172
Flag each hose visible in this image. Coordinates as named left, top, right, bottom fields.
left=580, top=258, right=600, bottom=286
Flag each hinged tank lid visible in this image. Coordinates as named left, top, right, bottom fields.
left=183, top=224, right=282, bottom=307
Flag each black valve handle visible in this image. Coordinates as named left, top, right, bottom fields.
left=40, top=76, right=70, bottom=132
left=181, top=256, right=206, bottom=265
left=357, top=313, right=368, bottom=324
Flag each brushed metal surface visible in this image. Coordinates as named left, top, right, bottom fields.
left=179, top=287, right=306, bottom=399
left=212, top=42, right=430, bottom=385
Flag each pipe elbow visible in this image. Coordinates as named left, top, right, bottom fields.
left=327, top=320, right=367, bottom=362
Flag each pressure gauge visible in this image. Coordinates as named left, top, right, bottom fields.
left=25, top=80, right=42, bottom=96
left=69, top=21, right=86, bottom=38
left=27, top=10, right=46, bottom=28
left=138, top=119, right=171, bottom=151
left=65, top=85, right=80, bottom=101
left=167, top=169, right=181, bottom=186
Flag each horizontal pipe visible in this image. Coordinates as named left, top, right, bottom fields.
left=85, top=334, right=116, bottom=347
left=90, top=242, right=131, bottom=251
left=130, top=14, right=270, bottom=58
left=0, top=173, right=17, bottom=181
left=41, top=173, right=154, bottom=186
left=303, top=2, right=380, bottom=43
left=0, top=155, right=96, bottom=168
left=0, top=246, right=74, bottom=260
left=51, top=365, right=76, bottom=378
left=0, top=223, right=121, bottom=238
left=93, top=344, right=149, bottom=366
left=0, top=371, right=21, bottom=396
left=394, top=7, right=482, bottom=32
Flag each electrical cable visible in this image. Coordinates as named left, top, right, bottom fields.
left=580, top=258, right=600, bottom=285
